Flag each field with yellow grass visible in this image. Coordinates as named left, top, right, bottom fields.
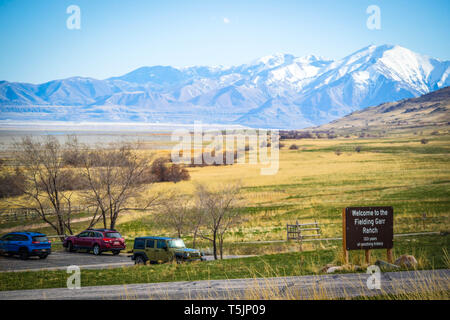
left=1, top=129, right=448, bottom=257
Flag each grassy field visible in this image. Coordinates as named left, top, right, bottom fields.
left=0, top=129, right=449, bottom=298
left=1, top=130, right=449, bottom=253
left=124, top=132, right=450, bottom=244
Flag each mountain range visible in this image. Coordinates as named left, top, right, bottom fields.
left=1, top=44, right=449, bottom=129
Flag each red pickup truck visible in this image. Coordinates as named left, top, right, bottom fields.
left=63, top=228, right=126, bottom=255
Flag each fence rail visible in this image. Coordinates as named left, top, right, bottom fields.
left=0, top=206, right=86, bottom=224
left=287, top=220, right=321, bottom=242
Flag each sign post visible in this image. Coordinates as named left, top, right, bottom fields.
left=342, top=206, right=393, bottom=264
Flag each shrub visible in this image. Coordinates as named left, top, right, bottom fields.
left=190, top=150, right=239, bottom=167
left=420, top=139, right=429, bottom=145
left=62, top=149, right=83, bottom=166
left=57, top=170, right=89, bottom=191
left=327, top=133, right=337, bottom=139
left=279, top=131, right=313, bottom=140
left=289, top=144, right=299, bottom=150
left=151, top=157, right=190, bottom=183
left=335, top=149, right=342, bottom=156
left=166, top=164, right=190, bottom=183
left=355, top=146, right=361, bottom=153
left=0, top=168, right=26, bottom=198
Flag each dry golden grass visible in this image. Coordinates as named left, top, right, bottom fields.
left=1, top=133, right=449, bottom=249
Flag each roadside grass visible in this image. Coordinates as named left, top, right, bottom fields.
left=0, top=234, right=447, bottom=292
left=351, top=290, right=450, bottom=300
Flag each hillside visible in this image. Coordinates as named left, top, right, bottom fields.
left=311, top=86, right=450, bottom=133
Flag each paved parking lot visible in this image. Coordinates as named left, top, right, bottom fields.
left=0, top=251, right=253, bottom=272
left=0, top=251, right=133, bottom=272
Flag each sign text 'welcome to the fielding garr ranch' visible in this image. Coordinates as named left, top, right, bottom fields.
left=344, top=207, right=393, bottom=250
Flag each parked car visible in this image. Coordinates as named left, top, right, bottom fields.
left=0, top=232, right=51, bottom=260
left=131, top=236, right=204, bottom=264
left=63, top=228, right=126, bottom=255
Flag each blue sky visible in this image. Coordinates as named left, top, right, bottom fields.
left=0, top=0, right=449, bottom=83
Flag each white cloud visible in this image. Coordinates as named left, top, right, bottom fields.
left=223, top=17, right=230, bottom=24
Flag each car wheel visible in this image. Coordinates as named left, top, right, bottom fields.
left=39, top=253, right=48, bottom=259
left=172, top=255, right=182, bottom=264
left=92, top=244, right=101, bottom=256
left=112, top=250, right=120, bottom=256
left=135, top=255, right=145, bottom=265
left=19, top=248, right=29, bottom=260
left=67, top=241, right=75, bottom=252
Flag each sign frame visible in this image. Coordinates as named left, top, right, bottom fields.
left=342, top=206, right=394, bottom=264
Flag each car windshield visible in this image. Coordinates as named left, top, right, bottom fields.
left=32, top=236, right=48, bottom=242
left=168, top=239, right=186, bottom=248
left=105, top=232, right=121, bottom=238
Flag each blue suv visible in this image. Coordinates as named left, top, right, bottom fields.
left=0, top=232, right=51, bottom=260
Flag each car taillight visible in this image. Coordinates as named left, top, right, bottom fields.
left=32, top=241, right=40, bottom=244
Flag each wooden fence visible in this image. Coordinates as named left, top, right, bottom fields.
left=0, top=206, right=86, bottom=224
left=287, top=220, right=321, bottom=242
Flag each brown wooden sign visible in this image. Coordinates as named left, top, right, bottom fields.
left=343, top=206, right=393, bottom=251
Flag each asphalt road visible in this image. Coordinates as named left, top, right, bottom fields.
left=0, top=269, right=448, bottom=300
left=0, top=251, right=252, bottom=272
left=0, top=251, right=134, bottom=272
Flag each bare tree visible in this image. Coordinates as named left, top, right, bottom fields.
left=195, top=183, right=241, bottom=260
left=188, top=206, right=204, bottom=249
left=78, top=143, right=157, bottom=229
left=13, top=136, right=79, bottom=239
left=155, top=193, right=192, bottom=238
left=155, top=193, right=204, bottom=248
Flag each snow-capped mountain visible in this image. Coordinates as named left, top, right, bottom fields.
left=1, top=44, right=449, bottom=129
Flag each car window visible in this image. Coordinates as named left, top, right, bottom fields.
left=105, top=232, right=121, bottom=238
left=146, top=239, right=155, bottom=248
left=78, top=232, right=89, bottom=237
left=134, top=239, right=145, bottom=249
left=168, top=239, right=186, bottom=248
left=88, top=232, right=96, bottom=237
left=13, top=234, right=29, bottom=241
left=95, top=232, right=103, bottom=238
left=1, top=234, right=15, bottom=241
left=32, top=236, right=49, bottom=242
left=156, top=239, right=167, bottom=249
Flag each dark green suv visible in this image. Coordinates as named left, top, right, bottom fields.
left=131, top=236, right=204, bottom=264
